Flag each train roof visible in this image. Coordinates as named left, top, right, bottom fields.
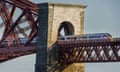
left=58, top=33, right=112, bottom=39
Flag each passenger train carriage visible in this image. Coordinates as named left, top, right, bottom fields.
left=58, top=33, right=113, bottom=41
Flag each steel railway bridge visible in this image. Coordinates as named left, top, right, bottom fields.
left=0, top=0, right=120, bottom=72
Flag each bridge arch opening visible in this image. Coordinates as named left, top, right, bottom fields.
left=58, top=21, right=74, bottom=36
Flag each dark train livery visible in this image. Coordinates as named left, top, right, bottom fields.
left=0, top=38, right=37, bottom=48
left=58, top=33, right=112, bottom=40
left=0, top=33, right=113, bottom=47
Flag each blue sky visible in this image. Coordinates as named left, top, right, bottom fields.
left=84, top=0, right=120, bottom=37
left=0, top=0, right=120, bottom=72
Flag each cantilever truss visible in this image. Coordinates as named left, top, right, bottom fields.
left=58, top=38, right=120, bottom=63
left=0, top=0, right=39, bottom=62
left=0, top=0, right=38, bottom=46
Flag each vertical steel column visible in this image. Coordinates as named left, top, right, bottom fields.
left=35, top=3, right=48, bottom=72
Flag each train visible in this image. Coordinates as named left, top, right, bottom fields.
left=58, top=33, right=113, bottom=41
left=0, top=33, right=113, bottom=48
left=0, top=37, right=37, bottom=48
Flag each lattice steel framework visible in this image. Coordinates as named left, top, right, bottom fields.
left=0, top=0, right=38, bottom=62
left=0, top=0, right=39, bottom=45
left=58, top=38, right=120, bottom=64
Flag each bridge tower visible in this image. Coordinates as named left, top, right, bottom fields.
left=36, top=3, right=86, bottom=72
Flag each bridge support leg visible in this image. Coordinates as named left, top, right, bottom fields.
left=35, top=4, right=48, bottom=72
left=35, top=46, right=47, bottom=72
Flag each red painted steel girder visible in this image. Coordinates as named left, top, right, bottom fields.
left=58, top=38, right=120, bottom=63
left=0, top=0, right=38, bottom=62
left=0, top=0, right=39, bottom=47
left=0, top=46, right=36, bottom=62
